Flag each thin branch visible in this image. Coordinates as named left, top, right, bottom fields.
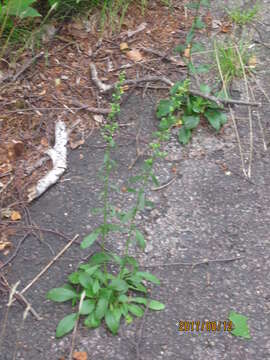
left=0, top=232, right=31, bottom=271
left=19, top=234, right=79, bottom=296
left=90, top=62, right=261, bottom=107
left=214, top=40, right=247, bottom=178
left=235, top=45, right=253, bottom=178
left=143, top=256, right=244, bottom=268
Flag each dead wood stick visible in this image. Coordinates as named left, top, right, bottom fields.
left=14, top=291, right=43, bottom=320
left=90, top=63, right=261, bottom=107
left=19, top=234, right=79, bottom=296
left=0, top=275, right=42, bottom=320
left=140, top=46, right=186, bottom=66
left=0, top=232, right=31, bottom=271
left=143, top=256, right=244, bottom=268
left=71, top=99, right=111, bottom=114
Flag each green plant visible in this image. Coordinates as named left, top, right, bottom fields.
left=227, top=4, right=259, bottom=26
left=47, top=73, right=166, bottom=337
left=228, top=311, right=251, bottom=339
left=215, top=40, right=252, bottom=86
left=156, top=80, right=227, bottom=145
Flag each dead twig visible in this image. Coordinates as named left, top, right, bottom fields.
left=70, top=99, right=111, bottom=114
left=151, top=176, right=177, bottom=191
left=214, top=40, right=248, bottom=178
left=90, top=63, right=261, bottom=107
left=0, top=232, right=31, bottom=271
left=235, top=45, right=253, bottom=178
left=143, top=255, right=244, bottom=268
left=140, top=46, right=186, bottom=66
left=18, top=234, right=79, bottom=296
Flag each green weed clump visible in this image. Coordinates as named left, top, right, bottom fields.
left=47, top=73, right=167, bottom=337
left=215, top=41, right=252, bottom=86
left=227, top=4, right=259, bottom=26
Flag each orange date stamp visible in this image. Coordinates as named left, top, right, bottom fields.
left=178, top=320, right=232, bottom=332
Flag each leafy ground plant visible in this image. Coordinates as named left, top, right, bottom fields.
left=47, top=73, right=166, bottom=337
left=156, top=79, right=227, bottom=145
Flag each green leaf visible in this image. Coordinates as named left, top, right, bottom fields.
left=148, top=300, right=165, bottom=310
left=135, top=229, right=146, bottom=250
left=68, top=271, right=80, bottom=284
left=84, top=312, right=101, bottom=328
left=174, top=44, right=186, bottom=55
left=85, top=265, right=100, bottom=276
left=121, top=303, right=129, bottom=316
left=56, top=313, right=77, bottom=338
left=229, top=311, right=251, bottom=339
left=105, top=309, right=121, bottom=334
left=178, top=127, right=192, bottom=145
left=129, top=283, right=147, bottom=293
left=21, top=7, right=41, bottom=18
left=158, top=117, right=172, bottom=131
left=128, top=304, right=144, bottom=317
left=156, top=99, right=174, bottom=118
left=95, top=297, right=109, bottom=320
left=183, top=115, right=200, bottom=130
left=81, top=228, right=101, bottom=249
left=47, top=287, right=77, bottom=302
left=136, top=271, right=160, bottom=285
left=194, top=17, right=205, bottom=29
left=79, top=272, right=93, bottom=289
left=151, top=173, right=159, bottom=186
left=79, top=299, right=96, bottom=315
left=92, top=279, right=100, bottom=294
left=1, top=0, right=41, bottom=19
left=204, top=109, right=227, bottom=131
left=88, top=252, right=112, bottom=266
left=118, top=294, right=128, bottom=303
left=130, top=297, right=147, bottom=305
left=186, top=28, right=194, bottom=44
left=109, top=279, right=128, bottom=292
left=121, top=208, right=135, bottom=224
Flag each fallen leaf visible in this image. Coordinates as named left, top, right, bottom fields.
left=38, top=89, right=46, bottom=96
left=120, top=42, right=129, bottom=51
left=41, top=137, right=49, bottom=147
left=73, top=351, right=87, bottom=360
left=220, top=21, right=232, bottom=33
left=212, top=19, right=222, bottom=29
left=55, top=78, right=61, bottom=87
left=0, top=241, right=12, bottom=252
left=126, top=49, right=143, bottom=62
left=69, top=138, right=85, bottom=150
left=11, top=210, right=21, bottom=221
left=184, top=46, right=191, bottom=59
left=248, top=55, right=256, bottom=68
left=93, top=114, right=104, bottom=124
